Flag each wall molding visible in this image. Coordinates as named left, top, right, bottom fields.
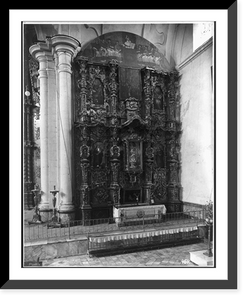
left=177, top=37, right=213, bottom=70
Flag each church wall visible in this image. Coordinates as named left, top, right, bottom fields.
left=172, top=24, right=193, bottom=66
left=178, top=38, right=213, bottom=206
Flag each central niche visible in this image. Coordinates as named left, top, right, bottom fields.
left=125, top=138, right=143, bottom=172
left=124, top=188, right=141, bottom=204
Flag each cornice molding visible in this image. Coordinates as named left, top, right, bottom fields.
left=176, top=37, right=213, bottom=70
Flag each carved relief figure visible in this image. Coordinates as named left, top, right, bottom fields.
left=80, top=145, right=90, bottom=159
left=155, top=147, right=165, bottom=168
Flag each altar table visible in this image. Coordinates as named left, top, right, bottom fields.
left=113, top=204, right=166, bottom=225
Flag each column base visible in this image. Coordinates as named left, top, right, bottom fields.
left=58, top=211, right=75, bottom=224
left=58, top=204, right=75, bottom=224
left=38, top=207, right=52, bottom=222
left=110, top=185, right=120, bottom=206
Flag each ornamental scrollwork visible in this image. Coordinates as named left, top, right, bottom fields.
left=73, top=57, right=182, bottom=213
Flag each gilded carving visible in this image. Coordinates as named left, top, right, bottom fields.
left=73, top=56, right=181, bottom=215
left=80, top=144, right=90, bottom=159
left=152, top=169, right=167, bottom=201
left=110, top=144, right=120, bottom=158
left=92, top=186, right=108, bottom=205
left=91, top=170, right=108, bottom=187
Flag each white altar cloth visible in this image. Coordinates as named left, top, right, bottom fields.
left=88, top=226, right=198, bottom=243
left=113, top=204, right=166, bottom=224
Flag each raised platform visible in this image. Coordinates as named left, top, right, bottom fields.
left=88, top=225, right=202, bottom=256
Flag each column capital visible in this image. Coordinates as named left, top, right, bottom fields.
left=29, top=41, right=53, bottom=63
left=51, top=34, right=80, bottom=56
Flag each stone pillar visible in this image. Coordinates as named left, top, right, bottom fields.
left=29, top=42, right=52, bottom=220
left=51, top=35, right=80, bottom=223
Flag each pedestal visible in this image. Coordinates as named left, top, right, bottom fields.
left=189, top=250, right=214, bottom=266
left=39, top=209, right=52, bottom=222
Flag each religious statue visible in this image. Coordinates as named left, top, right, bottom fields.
left=92, top=78, right=104, bottom=105
left=94, top=144, right=103, bottom=168
left=153, top=86, right=163, bottom=110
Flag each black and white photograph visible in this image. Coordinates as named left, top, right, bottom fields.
left=22, top=21, right=215, bottom=268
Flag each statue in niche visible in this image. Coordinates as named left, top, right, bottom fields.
left=93, top=143, right=104, bottom=168
left=155, top=147, right=165, bottom=168
left=80, top=145, right=90, bottom=160
left=92, top=78, right=104, bottom=105
left=153, top=86, right=163, bottom=110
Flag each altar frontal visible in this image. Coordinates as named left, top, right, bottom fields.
left=113, top=204, right=166, bottom=225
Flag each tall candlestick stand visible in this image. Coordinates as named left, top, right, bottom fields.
left=48, top=185, right=61, bottom=228
left=204, top=218, right=213, bottom=257
left=203, top=200, right=213, bottom=257
left=28, top=184, right=42, bottom=224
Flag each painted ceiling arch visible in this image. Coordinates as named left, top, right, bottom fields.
left=77, top=31, right=171, bottom=71
left=32, top=23, right=193, bottom=68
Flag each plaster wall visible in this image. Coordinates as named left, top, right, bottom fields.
left=178, top=39, right=214, bottom=206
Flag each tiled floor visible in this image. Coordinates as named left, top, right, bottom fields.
left=42, top=241, right=209, bottom=267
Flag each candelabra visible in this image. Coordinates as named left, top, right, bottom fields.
left=204, top=218, right=213, bottom=257
left=48, top=185, right=61, bottom=228
left=28, top=184, right=42, bottom=224
left=134, top=193, right=140, bottom=205
left=203, top=199, right=213, bottom=257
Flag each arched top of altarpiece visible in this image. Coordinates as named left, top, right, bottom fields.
left=76, top=31, right=171, bottom=72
